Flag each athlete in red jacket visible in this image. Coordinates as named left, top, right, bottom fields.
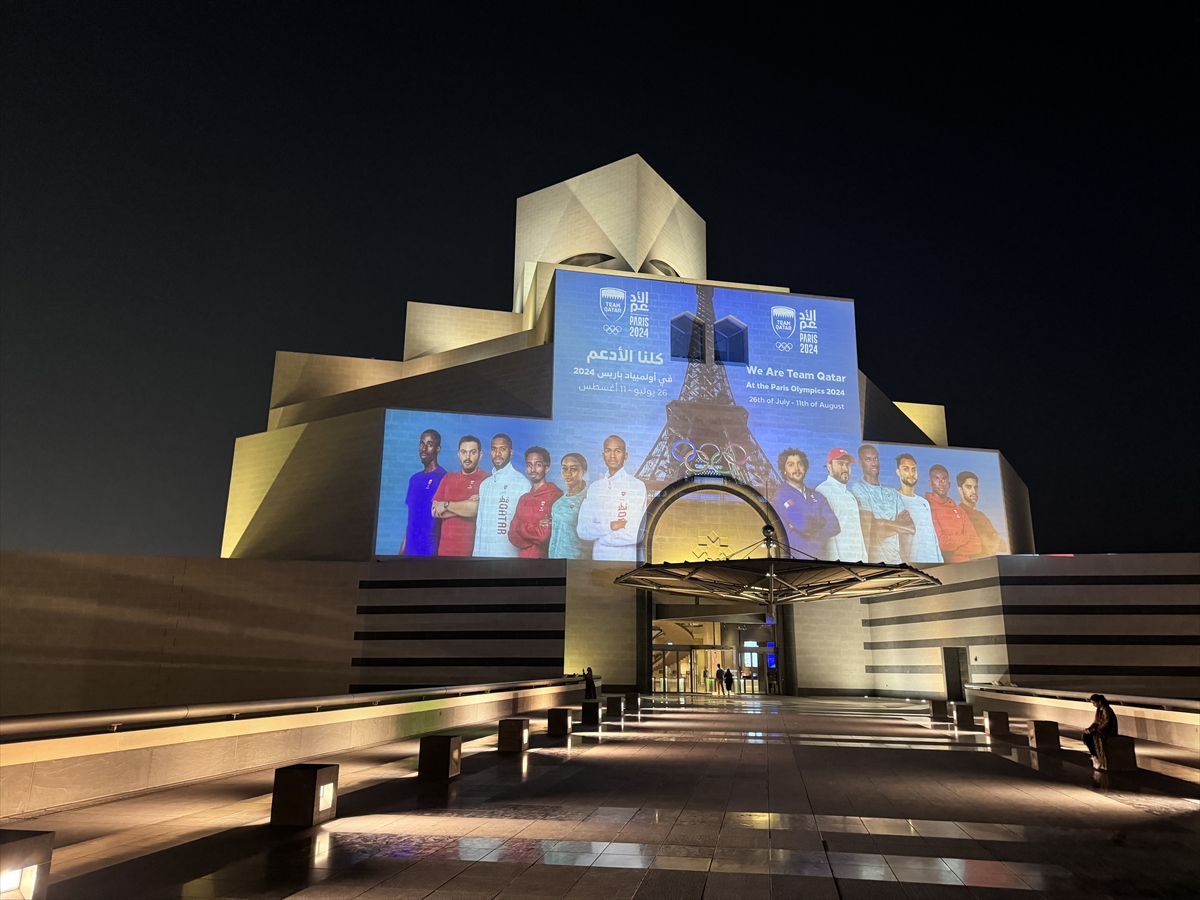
left=925, top=464, right=980, bottom=563
left=508, top=447, right=564, bottom=559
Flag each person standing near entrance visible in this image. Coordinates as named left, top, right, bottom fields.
left=724, top=667, right=735, bottom=694
left=715, top=664, right=725, bottom=695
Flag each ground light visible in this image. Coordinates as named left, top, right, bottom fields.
left=0, top=864, right=38, bottom=898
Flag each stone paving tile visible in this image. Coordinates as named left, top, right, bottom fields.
left=12, top=696, right=1199, bottom=899
left=631, top=866, right=706, bottom=899
left=836, top=878, right=910, bottom=899
left=769, top=873, right=841, bottom=898
left=701, top=871, right=771, bottom=898
left=560, top=866, right=645, bottom=899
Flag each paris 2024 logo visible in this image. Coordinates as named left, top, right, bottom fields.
left=772, top=305, right=818, bottom=353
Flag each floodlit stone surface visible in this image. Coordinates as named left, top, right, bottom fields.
left=2, top=696, right=1197, bottom=899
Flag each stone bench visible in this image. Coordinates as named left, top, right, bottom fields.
left=0, top=829, right=55, bottom=900
left=984, top=711, right=1010, bottom=737
left=928, top=700, right=950, bottom=721
left=581, top=701, right=600, bottom=726
left=1028, top=720, right=1060, bottom=752
left=547, top=708, right=572, bottom=736
left=1096, top=734, right=1137, bottom=772
left=625, top=692, right=641, bottom=712
left=606, top=696, right=626, bottom=718
left=952, top=703, right=978, bottom=730
left=419, top=735, right=463, bottom=780
left=270, top=763, right=339, bottom=827
left=498, top=718, right=530, bottom=753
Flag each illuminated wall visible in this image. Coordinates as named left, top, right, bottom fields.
left=375, top=270, right=1016, bottom=565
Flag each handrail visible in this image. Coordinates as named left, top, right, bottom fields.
left=0, top=675, right=595, bottom=742
left=965, top=683, right=1199, bottom=714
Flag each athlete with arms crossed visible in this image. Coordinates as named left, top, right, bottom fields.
left=431, top=436, right=484, bottom=557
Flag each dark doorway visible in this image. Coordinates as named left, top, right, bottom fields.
left=942, top=647, right=970, bottom=701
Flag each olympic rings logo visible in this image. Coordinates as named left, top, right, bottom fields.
left=603, top=324, right=622, bottom=335
left=671, top=440, right=750, bottom=475
left=775, top=341, right=793, bottom=351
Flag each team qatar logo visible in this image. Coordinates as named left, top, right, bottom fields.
left=771, top=306, right=797, bottom=339
left=599, top=287, right=627, bottom=322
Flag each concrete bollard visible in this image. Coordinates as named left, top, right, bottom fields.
left=419, top=735, right=463, bottom=779
left=625, top=691, right=641, bottom=712
left=581, top=701, right=600, bottom=726
left=606, top=695, right=626, bottom=718
left=1028, top=720, right=1060, bottom=752
left=270, top=763, right=340, bottom=827
left=1096, top=735, right=1137, bottom=771
left=929, top=699, right=949, bottom=721
left=1029, top=751, right=1063, bottom=777
left=984, top=711, right=1010, bottom=736
left=0, top=830, right=55, bottom=900
left=497, top=718, right=530, bottom=752
left=547, top=708, right=573, bottom=736
left=953, top=703, right=977, bottom=730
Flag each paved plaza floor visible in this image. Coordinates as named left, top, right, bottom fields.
left=10, top=696, right=1200, bottom=899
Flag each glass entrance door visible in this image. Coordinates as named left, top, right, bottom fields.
left=653, top=649, right=695, bottom=692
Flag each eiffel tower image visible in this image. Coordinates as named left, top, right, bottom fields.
left=635, top=285, right=781, bottom=498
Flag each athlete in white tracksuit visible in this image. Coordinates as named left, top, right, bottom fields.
left=576, top=436, right=647, bottom=562
left=814, top=449, right=868, bottom=563
left=473, top=439, right=531, bottom=558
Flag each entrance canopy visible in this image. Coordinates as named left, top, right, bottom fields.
left=615, top=556, right=939, bottom=606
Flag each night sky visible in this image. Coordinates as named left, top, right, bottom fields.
left=2, top=4, right=1196, bottom=557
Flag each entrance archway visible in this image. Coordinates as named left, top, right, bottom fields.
left=634, top=476, right=791, bottom=696
left=636, top=475, right=790, bottom=564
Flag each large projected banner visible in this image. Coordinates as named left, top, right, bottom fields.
left=374, top=270, right=1010, bottom=564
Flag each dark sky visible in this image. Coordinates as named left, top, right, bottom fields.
left=2, top=3, right=1196, bottom=557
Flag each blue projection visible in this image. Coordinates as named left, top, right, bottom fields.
left=375, top=270, right=1010, bottom=564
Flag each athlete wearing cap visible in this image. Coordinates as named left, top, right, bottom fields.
left=473, top=433, right=531, bottom=558
left=814, top=447, right=868, bottom=562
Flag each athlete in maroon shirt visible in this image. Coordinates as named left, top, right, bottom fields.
left=432, top=435, right=483, bottom=557
left=509, top=446, right=563, bottom=559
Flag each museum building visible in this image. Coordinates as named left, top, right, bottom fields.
left=1, top=156, right=1195, bottom=721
